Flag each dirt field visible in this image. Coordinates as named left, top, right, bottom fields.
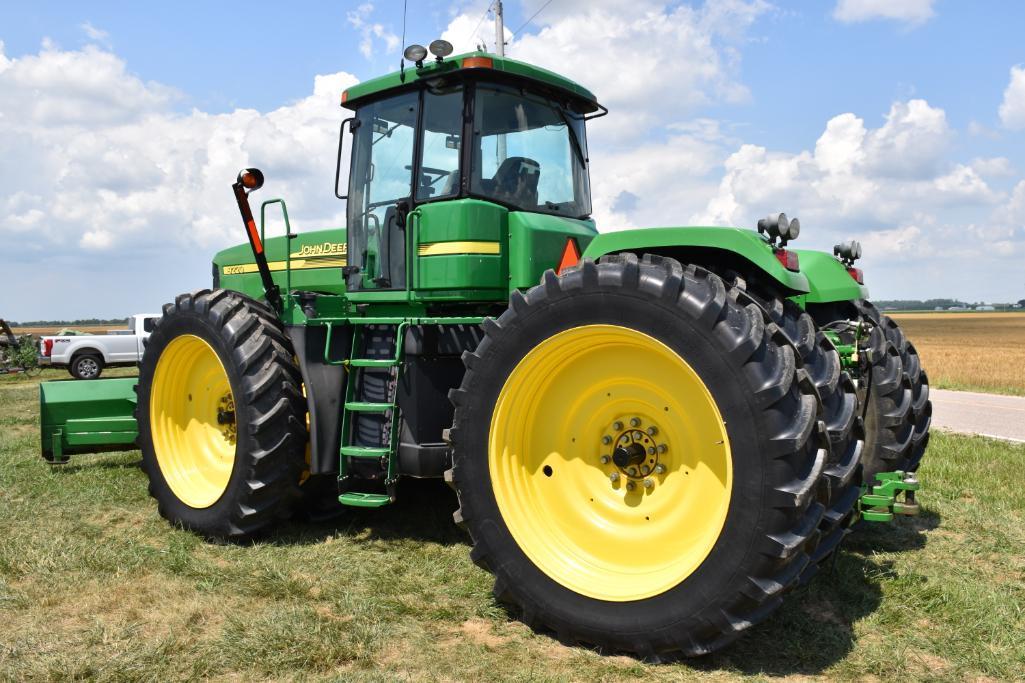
left=10, top=324, right=123, bottom=336
left=889, top=312, right=1025, bottom=396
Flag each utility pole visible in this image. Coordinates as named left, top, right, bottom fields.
left=494, top=1, right=507, bottom=163
left=494, top=1, right=505, bottom=57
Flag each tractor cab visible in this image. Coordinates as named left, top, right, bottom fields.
left=339, top=49, right=603, bottom=297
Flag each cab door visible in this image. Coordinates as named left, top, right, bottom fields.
left=345, top=91, right=419, bottom=292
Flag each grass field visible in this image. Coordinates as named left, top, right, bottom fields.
left=2, top=374, right=1024, bottom=681
left=889, top=312, right=1025, bottom=396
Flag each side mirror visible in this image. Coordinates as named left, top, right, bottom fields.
left=236, top=168, right=265, bottom=193
left=335, top=117, right=355, bottom=200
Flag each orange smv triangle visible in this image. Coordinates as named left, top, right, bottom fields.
left=556, top=238, right=580, bottom=275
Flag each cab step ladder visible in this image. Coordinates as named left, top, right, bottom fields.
left=336, top=320, right=408, bottom=508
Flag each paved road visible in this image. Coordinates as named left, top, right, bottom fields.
left=930, top=388, right=1025, bottom=443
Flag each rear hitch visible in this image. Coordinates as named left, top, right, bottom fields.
left=860, top=470, right=921, bottom=522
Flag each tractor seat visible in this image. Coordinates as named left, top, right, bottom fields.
left=490, top=156, right=540, bottom=207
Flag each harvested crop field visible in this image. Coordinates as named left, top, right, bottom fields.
left=889, top=312, right=1025, bottom=396
left=10, top=325, right=120, bottom=336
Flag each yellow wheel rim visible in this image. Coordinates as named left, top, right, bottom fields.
left=150, top=334, right=237, bottom=509
left=489, top=325, right=732, bottom=602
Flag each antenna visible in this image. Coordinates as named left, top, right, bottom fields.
left=399, top=0, right=408, bottom=82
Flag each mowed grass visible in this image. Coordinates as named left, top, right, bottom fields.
left=2, top=375, right=1025, bottom=681
left=889, top=312, right=1025, bottom=396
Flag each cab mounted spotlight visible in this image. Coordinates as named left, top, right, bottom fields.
left=403, top=44, right=428, bottom=68
left=429, top=39, right=454, bottom=62
left=757, top=212, right=789, bottom=245
left=833, top=239, right=863, bottom=266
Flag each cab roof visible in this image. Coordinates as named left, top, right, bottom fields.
left=341, top=51, right=600, bottom=113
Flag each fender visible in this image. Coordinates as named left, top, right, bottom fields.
left=582, top=227, right=809, bottom=295
left=792, top=249, right=869, bottom=304
left=66, top=344, right=107, bottom=364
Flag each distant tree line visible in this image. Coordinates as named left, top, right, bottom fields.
left=875, top=299, right=1024, bottom=310
left=6, top=318, right=127, bottom=327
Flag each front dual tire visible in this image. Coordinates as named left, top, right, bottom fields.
left=136, top=290, right=307, bottom=539
left=449, top=255, right=827, bottom=658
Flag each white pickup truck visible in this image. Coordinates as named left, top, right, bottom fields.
left=39, top=314, right=161, bottom=379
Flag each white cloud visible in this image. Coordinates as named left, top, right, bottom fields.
left=971, top=157, right=1014, bottom=177
left=693, top=98, right=1006, bottom=263
left=833, top=0, right=935, bottom=25
left=443, top=0, right=769, bottom=143
left=998, top=65, right=1025, bottom=130
left=0, top=42, right=358, bottom=263
left=80, top=22, right=110, bottom=44
left=346, top=3, right=400, bottom=60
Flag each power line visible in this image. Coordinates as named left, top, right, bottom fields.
left=511, top=0, right=555, bottom=36
left=466, top=1, right=495, bottom=48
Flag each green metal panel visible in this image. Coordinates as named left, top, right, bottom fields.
left=213, top=226, right=349, bottom=301
left=508, top=212, right=598, bottom=291
left=343, top=52, right=599, bottom=112
left=583, top=226, right=810, bottom=295
left=414, top=199, right=508, bottom=295
left=793, top=249, right=870, bottom=303
left=39, top=378, right=139, bottom=462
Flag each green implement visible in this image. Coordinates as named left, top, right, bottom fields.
left=40, top=378, right=138, bottom=463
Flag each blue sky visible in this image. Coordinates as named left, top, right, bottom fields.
left=2, top=0, right=1024, bottom=320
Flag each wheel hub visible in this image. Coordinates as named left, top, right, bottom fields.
left=602, top=417, right=669, bottom=488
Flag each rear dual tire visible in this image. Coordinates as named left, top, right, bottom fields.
left=744, top=290, right=863, bottom=582
left=449, top=255, right=827, bottom=658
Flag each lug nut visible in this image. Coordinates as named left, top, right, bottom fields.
left=613, top=421, right=623, bottom=431
left=600, top=455, right=611, bottom=465
left=648, top=446, right=656, bottom=455
left=654, top=464, right=666, bottom=474
left=627, top=467, right=637, bottom=477
left=647, top=426, right=658, bottom=436
left=657, top=444, right=668, bottom=454
left=643, top=478, right=654, bottom=489
left=609, top=472, right=620, bottom=483
left=602, top=435, right=612, bottom=445
left=626, top=481, right=636, bottom=491
left=630, top=417, right=641, bottom=427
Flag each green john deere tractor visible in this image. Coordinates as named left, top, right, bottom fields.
left=39, top=43, right=929, bottom=657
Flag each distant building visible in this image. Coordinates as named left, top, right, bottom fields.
left=948, top=306, right=967, bottom=311
left=975, top=305, right=995, bottom=311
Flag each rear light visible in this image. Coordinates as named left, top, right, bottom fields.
left=774, top=248, right=800, bottom=272
left=43, top=339, right=53, bottom=357
left=341, top=90, right=349, bottom=104
left=847, top=267, right=864, bottom=284
left=555, top=238, right=580, bottom=275
left=462, top=56, right=494, bottom=69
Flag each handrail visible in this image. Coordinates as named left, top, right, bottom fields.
left=260, top=199, right=294, bottom=312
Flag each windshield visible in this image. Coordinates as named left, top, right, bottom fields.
left=471, top=84, right=591, bottom=218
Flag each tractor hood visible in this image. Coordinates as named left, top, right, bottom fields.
left=213, top=227, right=349, bottom=300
